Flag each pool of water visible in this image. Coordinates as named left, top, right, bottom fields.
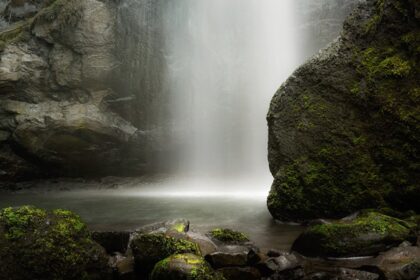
left=0, top=177, right=304, bottom=250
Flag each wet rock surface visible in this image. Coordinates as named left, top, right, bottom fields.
left=267, top=0, right=420, bottom=221
left=0, top=210, right=418, bottom=279
left=205, top=246, right=260, bottom=268
left=0, top=206, right=111, bottom=280
left=0, top=0, right=166, bottom=184
left=292, top=211, right=416, bottom=257
left=151, top=253, right=224, bottom=280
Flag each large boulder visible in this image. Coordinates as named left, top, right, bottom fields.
left=292, top=212, right=416, bottom=257
left=0, top=206, right=111, bottom=280
left=267, top=0, right=420, bottom=221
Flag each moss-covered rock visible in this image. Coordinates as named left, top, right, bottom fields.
left=267, top=0, right=420, bottom=221
left=208, top=228, right=249, bottom=244
left=292, top=212, right=416, bottom=257
left=0, top=206, right=111, bottom=280
left=130, top=232, right=200, bottom=273
left=151, top=253, right=225, bottom=280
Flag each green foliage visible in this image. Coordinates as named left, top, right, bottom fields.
left=0, top=206, right=110, bottom=280
left=209, top=228, right=249, bottom=243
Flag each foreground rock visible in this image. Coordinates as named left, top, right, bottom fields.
left=0, top=206, right=111, bottom=280
left=267, top=0, right=420, bottom=221
left=151, top=253, right=225, bottom=280
left=205, top=245, right=260, bottom=268
left=130, top=232, right=200, bottom=273
left=1, top=211, right=418, bottom=279
left=292, top=212, right=416, bottom=257
left=372, top=246, right=420, bottom=280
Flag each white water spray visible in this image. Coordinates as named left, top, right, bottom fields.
left=164, top=0, right=298, bottom=189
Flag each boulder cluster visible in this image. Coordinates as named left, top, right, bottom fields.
left=1, top=206, right=419, bottom=280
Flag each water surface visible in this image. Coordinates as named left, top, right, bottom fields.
left=0, top=177, right=303, bottom=250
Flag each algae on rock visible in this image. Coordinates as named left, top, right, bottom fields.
left=0, top=206, right=111, bottom=280
left=267, top=0, right=420, bottom=221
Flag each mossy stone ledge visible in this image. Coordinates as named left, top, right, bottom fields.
left=292, top=211, right=416, bottom=258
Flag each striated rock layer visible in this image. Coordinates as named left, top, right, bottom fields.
left=0, top=0, right=165, bottom=182
left=267, top=0, right=420, bottom=221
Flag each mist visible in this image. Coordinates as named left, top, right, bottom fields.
left=160, top=0, right=298, bottom=192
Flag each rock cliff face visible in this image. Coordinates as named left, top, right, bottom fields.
left=267, top=0, right=419, bottom=221
left=0, top=0, right=163, bottom=182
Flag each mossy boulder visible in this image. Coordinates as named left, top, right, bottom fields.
left=0, top=206, right=111, bottom=280
left=267, top=0, right=420, bottom=221
left=151, top=253, right=225, bottom=280
left=130, top=232, right=200, bottom=273
left=208, top=228, right=249, bottom=244
left=292, top=212, right=416, bottom=257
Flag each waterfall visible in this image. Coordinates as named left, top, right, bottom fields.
left=164, top=0, right=298, bottom=185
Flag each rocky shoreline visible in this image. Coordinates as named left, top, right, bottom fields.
left=0, top=206, right=419, bottom=280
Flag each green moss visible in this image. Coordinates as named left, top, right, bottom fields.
left=151, top=254, right=225, bottom=280
left=0, top=21, right=31, bottom=46
left=0, top=206, right=109, bottom=280
left=268, top=149, right=386, bottom=221
left=130, top=233, right=200, bottom=273
left=209, top=228, right=249, bottom=243
left=377, top=56, right=411, bottom=77
left=269, top=0, right=420, bottom=222
left=171, top=223, right=187, bottom=233
left=293, top=211, right=415, bottom=257
left=365, top=14, right=382, bottom=34
left=360, top=48, right=411, bottom=79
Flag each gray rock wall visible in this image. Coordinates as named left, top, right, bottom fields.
left=0, top=0, right=158, bottom=181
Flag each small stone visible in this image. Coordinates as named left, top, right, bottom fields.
left=205, top=246, right=260, bottom=268
left=399, top=241, right=412, bottom=248
left=273, top=253, right=300, bottom=272
left=109, top=253, right=135, bottom=280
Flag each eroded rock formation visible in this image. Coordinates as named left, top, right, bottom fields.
left=0, top=0, right=164, bottom=182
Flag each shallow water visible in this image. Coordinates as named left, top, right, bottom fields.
left=0, top=177, right=304, bottom=250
